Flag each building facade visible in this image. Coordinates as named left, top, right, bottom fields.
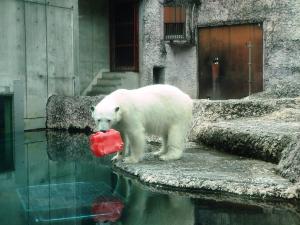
left=0, top=0, right=299, bottom=130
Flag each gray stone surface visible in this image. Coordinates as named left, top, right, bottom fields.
left=278, top=136, right=300, bottom=183
left=46, top=95, right=300, bottom=198
left=189, top=97, right=300, bottom=183
left=247, top=79, right=300, bottom=99
left=189, top=98, right=300, bottom=162
left=191, top=98, right=300, bottom=124
left=46, top=95, right=104, bottom=130
left=192, top=120, right=297, bottom=163
left=114, top=144, right=299, bottom=199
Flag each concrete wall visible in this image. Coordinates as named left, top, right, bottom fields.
left=78, top=0, right=110, bottom=94
left=140, top=0, right=198, bottom=98
left=0, top=0, right=25, bottom=91
left=0, top=0, right=79, bottom=130
left=141, top=0, right=300, bottom=99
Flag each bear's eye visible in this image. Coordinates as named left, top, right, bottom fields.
left=97, top=119, right=101, bottom=122
left=107, top=119, right=111, bottom=123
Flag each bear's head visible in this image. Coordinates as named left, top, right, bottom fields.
left=91, top=99, right=121, bottom=132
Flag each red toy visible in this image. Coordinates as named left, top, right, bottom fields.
left=89, top=129, right=124, bottom=157
left=92, top=196, right=124, bottom=222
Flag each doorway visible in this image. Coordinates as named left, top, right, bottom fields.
left=110, top=0, right=139, bottom=72
left=198, top=24, right=263, bottom=99
left=0, top=95, right=14, bottom=172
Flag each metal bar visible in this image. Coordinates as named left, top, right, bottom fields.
left=247, top=41, right=253, bottom=96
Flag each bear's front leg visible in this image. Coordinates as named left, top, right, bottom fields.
left=111, top=132, right=129, bottom=162
left=111, top=151, right=124, bottom=162
left=123, top=129, right=145, bottom=163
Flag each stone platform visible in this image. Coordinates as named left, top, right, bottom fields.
left=113, top=143, right=299, bottom=200
left=46, top=95, right=300, bottom=199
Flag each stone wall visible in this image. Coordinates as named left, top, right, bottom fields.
left=46, top=95, right=104, bottom=130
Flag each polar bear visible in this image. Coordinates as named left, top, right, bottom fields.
left=91, top=84, right=193, bottom=163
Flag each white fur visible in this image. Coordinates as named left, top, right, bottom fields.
left=91, top=84, right=193, bottom=163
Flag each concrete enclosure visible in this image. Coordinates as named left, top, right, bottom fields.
left=0, top=0, right=299, bottom=130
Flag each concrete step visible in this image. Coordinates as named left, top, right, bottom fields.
left=190, top=98, right=300, bottom=164
left=192, top=119, right=299, bottom=163
left=102, top=71, right=138, bottom=79
left=102, top=72, right=124, bottom=79
left=96, top=78, right=122, bottom=86
left=89, top=85, right=119, bottom=94
left=87, top=91, right=109, bottom=96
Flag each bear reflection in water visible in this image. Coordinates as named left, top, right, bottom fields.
left=112, top=174, right=195, bottom=225
left=113, top=174, right=300, bottom=225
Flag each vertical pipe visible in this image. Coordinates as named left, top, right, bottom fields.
left=247, top=41, right=253, bottom=96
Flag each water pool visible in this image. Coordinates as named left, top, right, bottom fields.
left=0, top=130, right=299, bottom=225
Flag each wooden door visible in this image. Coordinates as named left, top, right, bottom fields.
left=110, top=0, right=139, bottom=72
left=198, top=24, right=263, bottom=99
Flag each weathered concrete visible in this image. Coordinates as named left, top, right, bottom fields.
left=189, top=98, right=300, bottom=182
left=192, top=120, right=297, bottom=163
left=46, top=95, right=300, bottom=198
left=278, top=136, right=300, bottom=183
left=78, top=0, right=110, bottom=95
left=46, top=95, right=104, bottom=130
left=0, top=0, right=79, bottom=130
left=114, top=144, right=299, bottom=200
left=191, top=98, right=299, bottom=123
left=189, top=99, right=300, bottom=162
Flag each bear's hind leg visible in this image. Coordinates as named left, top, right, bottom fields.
left=153, top=135, right=168, bottom=156
left=123, top=130, right=145, bottom=163
left=159, top=125, right=185, bottom=161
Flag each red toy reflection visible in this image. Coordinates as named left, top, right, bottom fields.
left=92, top=196, right=124, bottom=222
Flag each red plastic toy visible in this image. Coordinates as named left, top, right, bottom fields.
left=89, top=129, right=124, bottom=157
left=92, top=196, right=124, bottom=222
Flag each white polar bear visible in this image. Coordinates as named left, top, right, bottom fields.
left=91, top=84, right=193, bottom=163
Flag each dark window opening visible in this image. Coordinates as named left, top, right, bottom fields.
left=110, top=0, right=139, bottom=72
left=153, top=67, right=165, bottom=84
left=0, top=95, right=14, bottom=173
left=164, top=5, right=186, bottom=40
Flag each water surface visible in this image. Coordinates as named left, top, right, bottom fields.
left=0, top=130, right=299, bottom=225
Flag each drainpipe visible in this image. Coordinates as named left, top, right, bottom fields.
left=246, top=41, right=253, bottom=96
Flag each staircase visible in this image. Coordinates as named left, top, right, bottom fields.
left=86, top=72, right=139, bottom=96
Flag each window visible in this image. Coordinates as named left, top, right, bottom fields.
left=164, top=5, right=186, bottom=40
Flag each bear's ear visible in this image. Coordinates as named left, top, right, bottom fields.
left=90, top=106, right=95, bottom=112
left=115, top=106, right=120, bottom=112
